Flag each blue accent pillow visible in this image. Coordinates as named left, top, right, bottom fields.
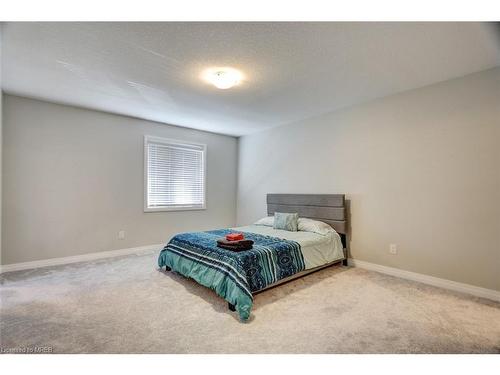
left=273, top=212, right=299, bottom=232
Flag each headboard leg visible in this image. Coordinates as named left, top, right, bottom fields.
left=340, top=234, right=348, bottom=266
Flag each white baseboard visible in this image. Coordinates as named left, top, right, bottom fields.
left=348, top=258, right=500, bottom=303
left=0, top=243, right=164, bottom=274
left=3, top=250, right=498, bottom=303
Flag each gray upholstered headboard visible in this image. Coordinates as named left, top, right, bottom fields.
left=267, top=194, right=347, bottom=235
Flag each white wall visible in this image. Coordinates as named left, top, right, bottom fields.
left=2, top=95, right=238, bottom=265
left=237, top=67, right=500, bottom=291
left=0, top=24, right=3, bottom=263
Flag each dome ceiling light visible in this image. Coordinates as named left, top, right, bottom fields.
left=202, top=67, right=244, bottom=89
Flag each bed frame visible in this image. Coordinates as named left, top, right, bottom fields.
left=166, top=193, right=349, bottom=313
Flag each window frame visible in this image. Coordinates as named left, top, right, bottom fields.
left=143, top=135, right=207, bottom=213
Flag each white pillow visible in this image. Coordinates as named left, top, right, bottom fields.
left=253, top=216, right=274, bottom=227
left=298, top=218, right=335, bottom=236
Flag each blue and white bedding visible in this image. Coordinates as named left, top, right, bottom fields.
left=158, top=224, right=344, bottom=321
left=235, top=224, right=344, bottom=269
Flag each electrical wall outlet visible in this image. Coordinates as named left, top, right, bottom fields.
left=389, top=244, right=397, bottom=254
left=118, top=230, right=126, bottom=240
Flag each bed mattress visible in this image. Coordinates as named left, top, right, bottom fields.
left=233, top=225, right=345, bottom=269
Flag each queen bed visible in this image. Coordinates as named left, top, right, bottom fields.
left=158, top=194, right=348, bottom=321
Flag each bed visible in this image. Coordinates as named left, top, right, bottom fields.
left=158, top=194, right=349, bottom=321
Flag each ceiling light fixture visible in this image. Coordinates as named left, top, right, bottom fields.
left=202, top=67, right=244, bottom=89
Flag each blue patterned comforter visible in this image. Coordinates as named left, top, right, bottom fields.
left=158, top=229, right=305, bottom=321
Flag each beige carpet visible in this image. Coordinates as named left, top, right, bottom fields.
left=1, top=251, right=499, bottom=354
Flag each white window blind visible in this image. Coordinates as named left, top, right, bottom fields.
left=144, top=136, right=206, bottom=211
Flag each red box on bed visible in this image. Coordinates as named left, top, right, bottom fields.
left=225, top=233, right=244, bottom=241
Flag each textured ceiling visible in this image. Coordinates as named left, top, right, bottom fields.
left=2, top=22, right=500, bottom=136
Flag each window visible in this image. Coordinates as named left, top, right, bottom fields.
left=144, top=136, right=206, bottom=212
